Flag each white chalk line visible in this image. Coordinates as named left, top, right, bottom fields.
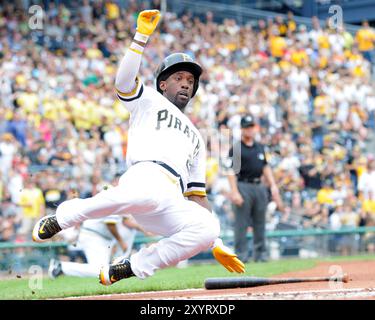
left=61, top=287, right=375, bottom=300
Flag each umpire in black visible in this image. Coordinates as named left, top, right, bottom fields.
left=227, top=115, right=283, bottom=263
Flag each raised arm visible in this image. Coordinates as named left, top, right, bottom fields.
left=115, top=10, right=161, bottom=95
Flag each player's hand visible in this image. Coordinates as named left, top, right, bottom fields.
left=137, top=10, right=161, bottom=36
left=231, top=191, right=244, bottom=206
left=211, top=238, right=245, bottom=273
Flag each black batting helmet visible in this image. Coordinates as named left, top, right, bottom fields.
left=155, top=53, right=202, bottom=98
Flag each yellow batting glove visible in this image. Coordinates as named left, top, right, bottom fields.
left=136, top=9, right=161, bottom=36
left=212, top=239, right=245, bottom=273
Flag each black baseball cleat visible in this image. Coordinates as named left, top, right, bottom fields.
left=48, top=259, right=63, bottom=279
left=32, top=215, right=62, bottom=243
left=99, top=258, right=135, bottom=286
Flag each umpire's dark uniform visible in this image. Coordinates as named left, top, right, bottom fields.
left=228, top=115, right=269, bottom=263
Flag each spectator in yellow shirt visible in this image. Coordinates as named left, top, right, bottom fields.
left=105, top=0, right=120, bottom=21
left=18, top=177, right=45, bottom=239
left=355, top=20, right=375, bottom=63
left=362, top=196, right=375, bottom=216
left=269, top=29, right=287, bottom=60
left=340, top=26, right=354, bottom=50
left=275, top=15, right=288, bottom=37
left=290, top=41, right=309, bottom=67
left=86, top=43, right=103, bottom=60
left=287, top=11, right=297, bottom=34
left=317, top=31, right=330, bottom=51
left=317, top=180, right=335, bottom=206
left=314, top=91, right=333, bottom=116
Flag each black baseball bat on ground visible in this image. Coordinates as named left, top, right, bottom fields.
left=204, top=274, right=349, bottom=290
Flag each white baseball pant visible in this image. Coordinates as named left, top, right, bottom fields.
left=55, top=162, right=220, bottom=279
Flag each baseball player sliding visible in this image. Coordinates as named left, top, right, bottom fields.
left=32, top=9, right=245, bottom=285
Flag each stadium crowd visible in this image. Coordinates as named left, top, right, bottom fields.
left=0, top=0, right=375, bottom=254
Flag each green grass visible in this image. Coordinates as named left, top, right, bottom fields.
left=1, top=255, right=374, bottom=300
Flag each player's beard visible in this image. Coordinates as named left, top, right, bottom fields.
left=173, top=94, right=189, bottom=111
left=165, top=92, right=189, bottom=112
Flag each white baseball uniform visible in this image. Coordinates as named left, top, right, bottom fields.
left=54, top=46, right=220, bottom=279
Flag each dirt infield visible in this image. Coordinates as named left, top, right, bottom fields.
left=65, top=260, right=375, bottom=300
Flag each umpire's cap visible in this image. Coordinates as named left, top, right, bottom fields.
left=240, top=114, right=256, bottom=128
left=155, top=53, right=202, bottom=97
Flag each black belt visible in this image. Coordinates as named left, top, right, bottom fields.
left=238, top=177, right=261, bottom=184
left=134, top=160, right=184, bottom=192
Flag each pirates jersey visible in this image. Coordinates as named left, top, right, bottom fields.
left=116, top=77, right=206, bottom=197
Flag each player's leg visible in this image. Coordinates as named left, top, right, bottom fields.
left=131, top=200, right=220, bottom=278
left=100, top=197, right=220, bottom=285
left=32, top=188, right=124, bottom=242
left=32, top=163, right=160, bottom=242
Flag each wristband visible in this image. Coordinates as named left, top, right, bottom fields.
left=129, top=42, right=145, bottom=55
left=134, top=32, right=149, bottom=43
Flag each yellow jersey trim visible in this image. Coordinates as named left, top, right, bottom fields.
left=129, top=47, right=143, bottom=55
left=116, top=77, right=140, bottom=96
left=183, top=191, right=207, bottom=197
